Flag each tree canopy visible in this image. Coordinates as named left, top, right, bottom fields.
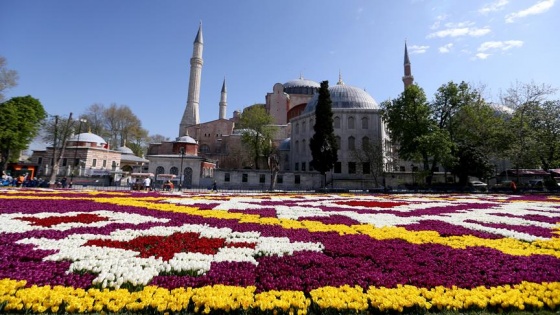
left=310, top=80, right=338, bottom=181
left=0, top=95, right=46, bottom=172
left=236, top=104, right=276, bottom=169
left=0, top=56, right=19, bottom=103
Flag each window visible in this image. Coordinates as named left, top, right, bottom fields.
left=399, top=166, right=405, bottom=172
left=309, top=119, right=314, bottom=131
left=92, top=159, right=97, bottom=167
left=334, top=116, right=341, bottom=128
left=334, top=162, right=342, bottom=173
left=302, top=139, right=306, bottom=152
left=302, top=121, right=306, bottom=133
left=335, top=136, right=341, bottom=149
left=259, top=174, right=266, bottom=183
left=277, top=174, right=283, bottom=183
left=348, top=162, right=356, bottom=174
left=348, top=136, right=355, bottom=150
left=363, top=162, right=371, bottom=174
left=295, top=162, right=299, bottom=171
left=102, top=160, right=107, bottom=168
left=302, top=162, right=306, bottom=171
left=242, top=173, right=248, bottom=183
left=348, top=116, right=355, bottom=129
left=156, top=166, right=165, bottom=176
left=200, top=144, right=210, bottom=153
left=38, top=157, right=43, bottom=165
left=74, top=158, right=80, bottom=167
left=225, top=173, right=230, bottom=182
left=295, top=123, right=299, bottom=134
left=309, top=162, right=314, bottom=171
left=362, top=117, right=368, bottom=129
left=170, top=167, right=178, bottom=175
left=295, top=175, right=301, bottom=184
left=295, top=141, right=299, bottom=153
left=362, top=136, right=370, bottom=149
left=62, top=158, right=67, bottom=166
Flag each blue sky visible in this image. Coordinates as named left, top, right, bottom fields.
left=1, top=0, right=558, bottom=147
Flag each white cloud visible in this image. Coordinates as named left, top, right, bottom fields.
left=476, top=53, right=491, bottom=59
left=409, top=45, right=429, bottom=54
left=427, top=26, right=491, bottom=38
left=477, top=40, right=524, bottom=52
left=505, top=0, right=555, bottom=23
left=439, top=43, right=454, bottom=53
left=430, top=14, right=447, bottom=30
left=479, top=0, right=509, bottom=14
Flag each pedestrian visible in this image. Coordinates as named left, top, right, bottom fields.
left=143, top=176, right=151, bottom=191
left=510, top=180, right=517, bottom=194
left=212, top=181, right=218, bottom=192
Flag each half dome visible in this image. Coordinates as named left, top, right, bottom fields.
left=283, top=78, right=320, bottom=95
left=303, top=84, right=379, bottom=114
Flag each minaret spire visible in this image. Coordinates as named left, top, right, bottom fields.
left=402, top=40, right=414, bottom=89
left=219, top=77, right=227, bottom=120
left=179, top=22, right=204, bottom=136
left=337, top=70, right=345, bottom=85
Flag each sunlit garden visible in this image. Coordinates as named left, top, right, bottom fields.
left=0, top=188, right=559, bottom=314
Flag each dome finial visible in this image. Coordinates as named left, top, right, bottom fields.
left=337, top=70, right=345, bottom=85
left=299, top=72, right=304, bottom=80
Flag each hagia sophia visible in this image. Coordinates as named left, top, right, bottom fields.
left=28, top=23, right=419, bottom=190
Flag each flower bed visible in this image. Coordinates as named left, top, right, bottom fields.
left=0, top=189, right=559, bottom=314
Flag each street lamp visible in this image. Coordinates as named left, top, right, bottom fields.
left=70, top=118, right=87, bottom=187
left=178, top=147, right=185, bottom=190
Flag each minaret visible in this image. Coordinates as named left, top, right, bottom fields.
left=402, top=41, right=414, bottom=88
left=219, top=77, right=227, bottom=120
left=179, top=22, right=204, bottom=137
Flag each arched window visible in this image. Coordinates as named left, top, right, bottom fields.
left=362, top=136, right=370, bottom=149
left=170, top=167, right=178, bottom=175
left=348, top=116, right=355, bottom=129
left=302, top=139, right=306, bottom=153
left=348, top=136, right=355, bottom=150
left=302, top=121, right=306, bottom=133
left=361, top=117, right=368, bottom=129
left=334, top=116, right=341, bottom=129
left=295, top=140, right=299, bottom=153
left=335, top=136, right=341, bottom=149
left=200, top=144, right=210, bottom=153
left=295, top=123, right=299, bottom=134
left=155, top=166, right=165, bottom=176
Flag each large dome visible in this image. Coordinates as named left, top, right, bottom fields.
left=68, top=132, right=106, bottom=145
left=302, top=84, right=379, bottom=114
left=283, top=77, right=320, bottom=95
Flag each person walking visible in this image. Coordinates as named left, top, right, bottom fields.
left=143, top=177, right=151, bottom=192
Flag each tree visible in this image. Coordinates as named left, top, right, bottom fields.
left=0, top=56, right=19, bottom=103
left=351, top=140, right=384, bottom=187
left=40, top=113, right=76, bottom=185
left=526, top=100, right=560, bottom=170
left=236, top=104, right=277, bottom=169
left=500, top=81, right=557, bottom=180
left=310, top=81, right=338, bottom=187
left=382, top=85, right=451, bottom=185
left=0, top=96, right=46, bottom=173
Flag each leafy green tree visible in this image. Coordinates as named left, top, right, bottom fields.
left=524, top=100, right=560, bottom=170
left=236, top=104, right=276, bottom=169
left=0, top=96, right=46, bottom=172
left=351, top=140, right=384, bottom=187
left=310, top=81, right=338, bottom=186
left=0, top=56, right=19, bottom=103
left=501, top=81, right=557, bottom=180
left=382, top=85, right=452, bottom=184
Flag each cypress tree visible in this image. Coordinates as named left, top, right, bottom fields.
left=310, top=80, right=338, bottom=187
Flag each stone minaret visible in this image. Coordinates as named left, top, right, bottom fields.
left=402, top=41, right=414, bottom=88
left=179, top=22, right=204, bottom=136
left=219, top=77, right=227, bottom=120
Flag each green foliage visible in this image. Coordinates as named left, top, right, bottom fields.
left=0, top=95, right=46, bottom=172
left=310, top=81, right=338, bottom=176
left=0, top=56, right=19, bottom=103
left=237, top=104, right=276, bottom=169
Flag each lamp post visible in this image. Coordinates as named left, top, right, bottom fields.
left=411, top=164, right=415, bottom=189
left=178, top=147, right=185, bottom=190
left=70, top=118, right=87, bottom=187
